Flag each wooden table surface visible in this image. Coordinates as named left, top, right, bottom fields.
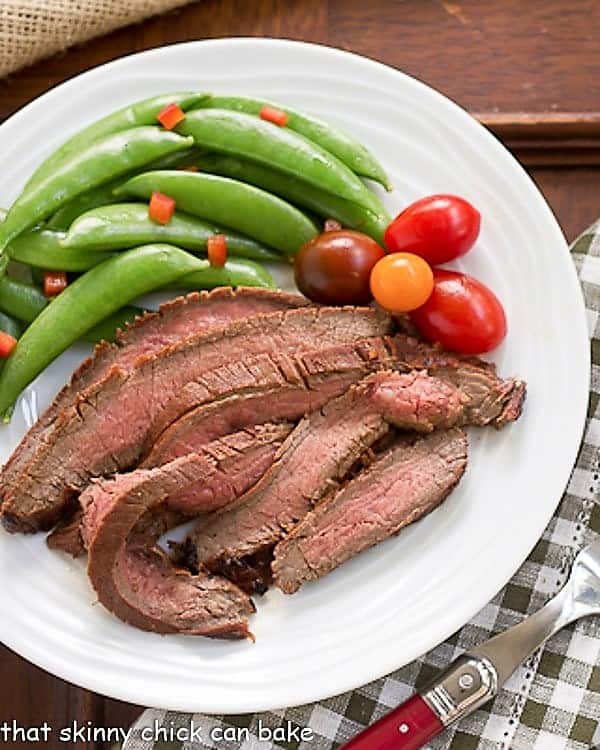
left=1, top=1, right=599, bottom=747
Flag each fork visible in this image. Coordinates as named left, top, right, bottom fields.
left=342, top=536, right=600, bottom=750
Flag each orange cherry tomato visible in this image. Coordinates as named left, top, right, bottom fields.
left=370, top=253, right=434, bottom=312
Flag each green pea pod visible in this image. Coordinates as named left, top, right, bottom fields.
left=176, top=110, right=383, bottom=215
left=46, top=147, right=203, bottom=231
left=196, top=153, right=389, bottom=246
left=62, top=203, right=281, bottom=262
left=83, top=305, right=144, bottom=343
left=46, top=180, right=125, bottom=231
left=169, top=257, right=275, bottom=291
left=0, top=273, right=144, bottom=342
left=25, top=92, right=210, bottom=191
left=0, top=127, right=194, bottom=252
left=201, top=96, right=391, bottom=191
left=115, top=171, right=318, bottom=256
left=0, top=275, right=47, bottom=323
left=0, top=312, right=23, bottom=377
left=29, top=266, right=45, bottom=286
left=0, top=244, right=206, bottom=415
left=8, top=228, right=109, bottom=271
left=0, top=312, right=24, bottom=339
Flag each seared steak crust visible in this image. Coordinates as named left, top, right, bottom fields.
left=273, top=428, right=468, bottom=594
left=0, top=288, right=307, bottom=509
left=144, top=337, right=525, bottom=468
left=193, top=371, right=468, bottom=570
left=3, top=306, right=391, bottom=532
left=80, top=469, right=255, bottom=638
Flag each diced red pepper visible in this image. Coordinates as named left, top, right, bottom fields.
left=149, top=191, right=176, bottom=225
left=259, top=105, right=289, bottom=127
left=0, top=331, right=17, bottom=358
left=43, top=271, right=68, bottom=298
left=156, top=102, right=186, bottom=130
left=207, top=234, right=227, bottom=267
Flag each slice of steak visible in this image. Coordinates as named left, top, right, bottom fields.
left=388, top=338, right=526, bottom=428
left=161, top=422, right=294, bottom=516
left=145, top=337, right=525, bottom=468
left=45, top=423, right=292, bottom=558
left=142, top=339, right=397, bottom=467
left=46, top=505, right=85, bottom=558
left=193, top=371, right=467, bottom=570
left=3, top=306, right=391, bottom=533
left=273, top=428, right=468, bottom=594
left=80, top=470, right=255, bottom=638
left=0, top=288, right=307, bottom=507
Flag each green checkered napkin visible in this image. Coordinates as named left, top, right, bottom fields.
left=124, top=222, right=600, bottom=750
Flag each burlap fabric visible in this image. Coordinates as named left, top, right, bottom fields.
left=0, top=0, right=192, bottom=77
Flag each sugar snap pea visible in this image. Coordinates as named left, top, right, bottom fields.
left=0, top=272, right=142, bottom=341
left=0, top=244, right=206, bottom=414
left=62, top=203, right=281, bottom=261
left=1, top=208, right=98, bottom=271
left=196, top=153, right=390, bottom=245
left=0, top=312, right=24, bottom=340
left=176, top=110, right=383, bottom=214
left=46, top=180, right=124, bottom=231
left=0, top=312, right=23, bottom=376
left=0, top=275, right=48, bottom=323
left=84, top=305, right=144, bottom=343
left=46, top=147, right=203, bottom=231
left=25, top=92, right=209, bottom=192
left=0, top=127, right=194, bottom=252
left=8, top=227, right=109, bottom=271
left=115, top=171, right=318, bottom=256
left=169, top=257, right=275, bottom=291
left=201, top=96, right=391, bottom=190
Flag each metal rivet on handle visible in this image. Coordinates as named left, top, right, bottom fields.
left=398, top=724, right=410, bottom=734
left=459, top=674, right=474, bottom=690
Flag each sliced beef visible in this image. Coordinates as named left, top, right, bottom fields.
left=80, top=469, right=255, bottom=638
left=158, top=422, right=293, bottom=516
left=143, top=338, right=524, bottom=468
left=46, top=506, right=85, bottom=558
left=193, top=370, right=467, bottom=570
left=0, top=288, right=307, bottom=507
left=142, top=339, right=397, bottom=467
left=2, top=306, right=391, bottom=533
left=273, top=428, right=468, bottom=594
left=387, top=338, right=526, bottom=428
left=45, top=423, right=292, bottom=557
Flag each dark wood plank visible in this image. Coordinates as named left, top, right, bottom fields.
left=0, top=645, right=100, bottom=749
left=329, top=0, right=600, bottom=115
left=1, top=0, right=599, bottom=124
left=529, top=167, right=600, bottom=242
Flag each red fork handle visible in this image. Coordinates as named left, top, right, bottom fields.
left=341, top=694, right=444, bottom=750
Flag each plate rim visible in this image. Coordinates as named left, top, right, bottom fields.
left=0, top=37, right=591, bottom=713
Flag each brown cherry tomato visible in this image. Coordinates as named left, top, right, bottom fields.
left=294, top=230, right=385, bottom=305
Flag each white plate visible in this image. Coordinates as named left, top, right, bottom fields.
left=0, top=39, right=589, bottom=713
